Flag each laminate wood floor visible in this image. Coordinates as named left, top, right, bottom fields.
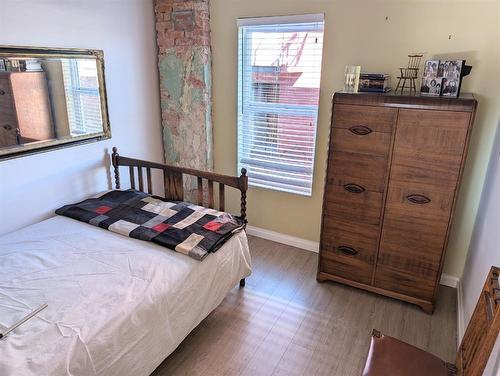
left=152, top=236, right=457, bottom=376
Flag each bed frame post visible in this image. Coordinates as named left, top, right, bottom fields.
left=240, top=168, right=248, bottom=223
left=239, top=168, right=248, bottom=289
left=111, top=147, right=120, bottom=189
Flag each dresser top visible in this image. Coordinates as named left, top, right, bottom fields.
left=333, top=91, right=477, bottom=112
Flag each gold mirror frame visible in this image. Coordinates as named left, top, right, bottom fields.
left=0, top=45, right=111, bottom=160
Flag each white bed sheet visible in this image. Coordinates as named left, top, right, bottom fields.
left=0, top=216, right=251, bottom=376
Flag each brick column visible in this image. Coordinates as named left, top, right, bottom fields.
left=154, top=0, right=213, bottom=175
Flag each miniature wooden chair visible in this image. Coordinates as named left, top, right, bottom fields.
left=361, top=266, right=500, bottom=376
left=395, top=54, right=423, bottom=94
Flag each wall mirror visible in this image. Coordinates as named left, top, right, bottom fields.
left=0, top=46, right=110, bottom=160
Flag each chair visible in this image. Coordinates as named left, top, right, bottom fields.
left=361, top=266, right=500, bottom=376
left=395, top=54, right=423, bottom=94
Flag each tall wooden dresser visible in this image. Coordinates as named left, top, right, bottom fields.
left=0, top=71, right=54, bottom=147
left=317, top=92, right=477, bottom=313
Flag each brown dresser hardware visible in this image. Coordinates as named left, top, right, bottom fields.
left=0, top=89, right=5, bottom=95
left=343, top=183, right=366, bottom=194
left=406, top=194, right=431, bottom=205
left=349, top=125, right=372, bottom=135
left=337, top=245, right=359, bottom=256
left=3, top=124, right=13, bottom=131
left=318, top=92, right=477, bottom=314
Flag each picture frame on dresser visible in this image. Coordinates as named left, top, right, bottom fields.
left=317, top=91, right=478, bottom=314
left=421, top=59, right=466, bottom=97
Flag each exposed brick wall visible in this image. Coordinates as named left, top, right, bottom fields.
left=154, top=0, right=213, bottom=180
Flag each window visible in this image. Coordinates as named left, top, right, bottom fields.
left=237, top=14, right=324, bottom=196
left=61, top=59, right=103, bottom=136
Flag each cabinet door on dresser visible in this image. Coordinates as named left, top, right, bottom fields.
left=320, top=104, right=396, bottom=285
left=375, top=109, right=471, bottom=301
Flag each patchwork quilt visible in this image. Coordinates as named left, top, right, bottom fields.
left=55, top=190, right=245, bottom=261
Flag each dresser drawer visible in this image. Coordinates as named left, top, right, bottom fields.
left=320, top=216, right=379, bottom=277
left=327, top=151, right=387, bottom=192
left=321, top=216, right=378, bottom=284
left=0, top=107, right=17, bottom=130
left=0, top=119, right=18, bottom=147
left=0, top=94, right=15, bottom=115
left=324, top=182, right=383, bottom=225
left=0, top=78, right=11, bottom=95
left=330, top=127, right=391, bottom=158
left=321, top=257, right=374, bottom=286
left=0, top=78, right=14, bottom=113
left=332, top=104, right=397, bottom=133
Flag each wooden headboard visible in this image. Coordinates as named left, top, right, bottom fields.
left=111, top=147, right=248, bottom=222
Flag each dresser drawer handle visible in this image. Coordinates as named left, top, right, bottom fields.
left=3, top=124, right=13, bottom=131
left=349, top=125, right=373, bottom=135
left=406, top=194, right=431, bottom=205
left=337, top=245, right=359, bottom=256
left=343, top=183, right=365, bottom=194
left=0, top=89, right=5, bottom=96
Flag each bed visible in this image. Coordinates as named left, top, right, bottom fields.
left=0, top=148, right=252, bottom=376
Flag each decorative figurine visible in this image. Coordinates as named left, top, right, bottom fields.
left=395, top=54, right=423, bottom=94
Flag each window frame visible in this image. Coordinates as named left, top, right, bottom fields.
left=237, top=14, right=325, bottom=196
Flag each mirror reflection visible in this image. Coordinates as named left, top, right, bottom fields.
left=0, top=48, right=109, bottom=158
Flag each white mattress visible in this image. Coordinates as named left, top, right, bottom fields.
left=0, top=216, right=251, bottom=376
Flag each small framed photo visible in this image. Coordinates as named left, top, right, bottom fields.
left=441, top=60, right=464, bottom=97
left=423, top=59, right=440, bottom=78
left=0, top=59, right=5, bottom=71
left=421, top=59, right=442, bottom=96
left=421, top=76, right=443, bottom=96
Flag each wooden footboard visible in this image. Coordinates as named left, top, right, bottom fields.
left=111, top=147, right=248, bottom=222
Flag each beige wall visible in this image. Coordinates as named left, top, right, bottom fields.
left=210, top=0, right=500, bottom=278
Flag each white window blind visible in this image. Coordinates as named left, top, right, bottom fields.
left=237, top=14, right=324, bottom=196
left=61, top=59, right=103, bottom=136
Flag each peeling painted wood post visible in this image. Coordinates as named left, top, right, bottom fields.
left=154, top=0, right=213, bottom=201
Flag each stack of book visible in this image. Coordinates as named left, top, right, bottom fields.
left=0, top=59, right=43, bottom=72
left=359, top=73, right=391, bottom=93
left=25, top=60, right=43, bottom=72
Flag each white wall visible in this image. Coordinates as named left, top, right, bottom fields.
left=0, top=0, right=163, bottom=235
left=460, top=118, right=500, bottom=375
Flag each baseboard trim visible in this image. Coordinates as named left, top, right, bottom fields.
left=456, top=279, right=465, bottom=347
left=246, top=225, right=459, bottom=288
left=440, top=273, right=459, bottom=288
left=246, top=225, right=319, bottom=253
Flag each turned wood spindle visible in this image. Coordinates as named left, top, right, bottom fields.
left=138, top=167, right=144, bottom=192
left=111, top=147, right=121, bottom=189
left=240, top=168, right=248, bottom=222
left=197, top=177, right=203, bottom=206
left=219, top=184, right=225, bottom=212
left=129, top=166, right=136, bottom=189
left=146, top=168, right=152, bottom=194
left=208, top=180, right=214, bottom=209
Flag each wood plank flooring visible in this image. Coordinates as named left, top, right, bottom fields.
left=152, top=236, right=457, bottom=376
